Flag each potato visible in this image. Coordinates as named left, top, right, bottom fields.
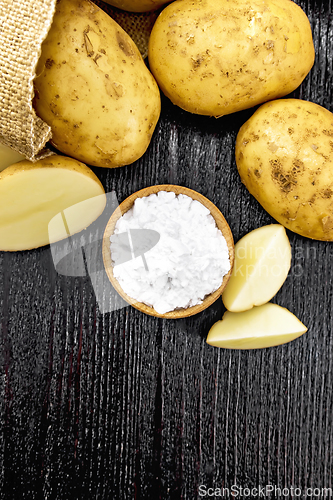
left=222, top=225, right=291, bottom=312
left=101, top=0, right=171, bottom=12
left=33, top=0, right=161, bottom=168
left=148, top=0, right=314, bottom=116
left=0, top=155, right=106, bottom=251
left=206, top=303, right=307, bottom=350
left=0, top=143, right=25, bottom=172
left=236, top=99, right=333, bottom=241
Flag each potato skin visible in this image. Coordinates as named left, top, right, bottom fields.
left=33, top=0, right=161, bottom=168
left=101, top=0, right=171, bottom=12
left=236, top=99, right=333, bottom=241
left=148, top=0, right=314, bottom=116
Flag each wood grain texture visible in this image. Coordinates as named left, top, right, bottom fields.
left=1, top=0, right=333, bottom=498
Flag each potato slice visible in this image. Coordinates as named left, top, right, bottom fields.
left=222, top=225, right=291, bottom=312
left=0, top=143, right=25, bottom=172
left=206, top=303, right=307, bottom=350
left=0, top=156, right=106, bottom=251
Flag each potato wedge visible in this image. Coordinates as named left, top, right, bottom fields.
left=0, top=156, right=106, bottom=251
left=206, top=303, right=307, bottom=349
left=222, top=225, right=291, bottom=312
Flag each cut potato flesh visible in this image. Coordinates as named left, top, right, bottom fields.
left=206, top=303, right=307, bottom=350
left=0, top=156, right=106, bottom=251
left=0, top=143, right=25, bottom=172
left=222, top=224, right=291, bottom=312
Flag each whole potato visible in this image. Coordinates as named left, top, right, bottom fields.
left=148, top=0, right=314, bottom=116
left=101, top=0, right=171, bottom=12
left=34, top=0, right=160, bottom=168
left=236, top=99, right=333, bottom=241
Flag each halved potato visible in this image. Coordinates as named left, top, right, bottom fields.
left=0, top=143, right=25, bottom=172
left=206, top=303, right=307, bottom=349
left=222, top=225, right=291, bottom=312
left=0, top=155, right=106, bottom=251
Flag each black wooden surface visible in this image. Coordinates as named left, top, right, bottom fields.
left=1, top=0, right=333, bottom=498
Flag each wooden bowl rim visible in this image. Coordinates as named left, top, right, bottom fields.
left=102, top=184, right=234, bottom=318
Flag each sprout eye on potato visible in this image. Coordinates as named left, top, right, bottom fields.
left=33, top=0, right=161, bottom=168
left=148, top=0, right=315, bottom=116
left=236, top=99, right=333, bottom=241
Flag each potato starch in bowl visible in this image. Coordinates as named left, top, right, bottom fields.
left=110, top=191, right=231, bottom=314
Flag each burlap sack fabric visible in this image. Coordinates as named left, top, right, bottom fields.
left=0, top=0, right=57, bottom=160
left=0, top=0, right=158, bottom=161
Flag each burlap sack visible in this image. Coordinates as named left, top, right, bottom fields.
left=0, top=0, right=57, bottom=160
left=0, top=0, right=158, bottom=162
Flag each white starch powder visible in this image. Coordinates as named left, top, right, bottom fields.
left=110, top=191, right=231, bottom=314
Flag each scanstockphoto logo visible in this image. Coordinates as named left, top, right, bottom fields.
left=198, top=484, right=333, bottom=498
left=48, top=191, right=161, bottom=314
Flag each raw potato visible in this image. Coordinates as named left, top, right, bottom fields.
left=222, top=225, right=291, bottom=312
left=206, top=303, right=307, bottom=350
left=33, top=0, right=161, bottom=168
left=0, top=143, right=25, bottom=172
left=0, top=156, right=106, bottom=251
left=236, top=99, right=333, bottom=241
left=101, top=0, right=171, bottom=12
left=148, top=0, right=314, bottom=116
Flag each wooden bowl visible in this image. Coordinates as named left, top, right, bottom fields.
left=102, top=185, right=234, bottom=318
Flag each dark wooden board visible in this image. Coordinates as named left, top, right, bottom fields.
left=1, top=0, right=333, bottom=498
